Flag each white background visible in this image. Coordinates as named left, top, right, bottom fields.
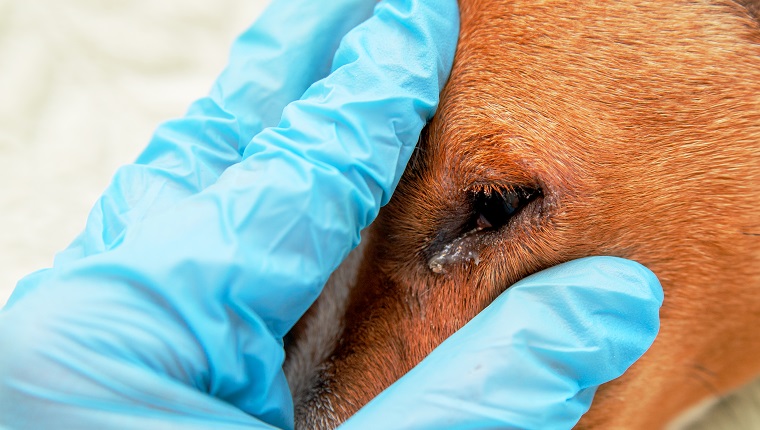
left=0, top=0, right=268, bottom=303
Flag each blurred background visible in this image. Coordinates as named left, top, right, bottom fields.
left=0, top=0, right=757, bottom=428
left=0, top=0, right=267, bottom=303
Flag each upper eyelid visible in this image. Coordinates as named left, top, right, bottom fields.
left=464, top=177, right=543, bottom=194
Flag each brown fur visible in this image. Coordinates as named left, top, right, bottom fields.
left=285, top=1, right=760, bottom=428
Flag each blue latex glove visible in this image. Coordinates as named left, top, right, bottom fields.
left=0, top=0, right=663, bottom=429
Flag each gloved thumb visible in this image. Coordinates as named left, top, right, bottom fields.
left=338, top=256, right=663, bottom=430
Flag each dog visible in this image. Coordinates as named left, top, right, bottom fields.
left=283, top=1, right=760, bottom=428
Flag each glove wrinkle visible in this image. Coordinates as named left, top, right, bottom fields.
left=1, top=0, right=459, bottom=428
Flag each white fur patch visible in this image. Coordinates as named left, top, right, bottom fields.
left=284, top=229, right=369, bottom=427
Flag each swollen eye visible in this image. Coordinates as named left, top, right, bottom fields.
left=472, top=187, right=542, bottom=230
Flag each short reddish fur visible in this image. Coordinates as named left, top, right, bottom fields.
left=286, top=1, right=760, bottom=428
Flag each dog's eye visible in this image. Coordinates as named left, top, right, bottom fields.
left=427, top=186, right=542, bottom=274
left=471, top=187, right=542, bottom=231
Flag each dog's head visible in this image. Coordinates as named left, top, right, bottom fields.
left=287, top=1, right=760, bottom=428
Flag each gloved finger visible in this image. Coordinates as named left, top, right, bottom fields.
left=340, top=257, right=664, bottom=430
left=0, top=284, right=282, bottom=430
left=0, top=0, right=459, bottom=428
left=53, top=0, right=377, bottom=265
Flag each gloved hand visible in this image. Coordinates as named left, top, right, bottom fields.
left=0, top=0, right=662, bottom=429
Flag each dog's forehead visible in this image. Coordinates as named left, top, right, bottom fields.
left=428, top=64, right=590, bottom=191
left=433, top=1, right=725, bottom=182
